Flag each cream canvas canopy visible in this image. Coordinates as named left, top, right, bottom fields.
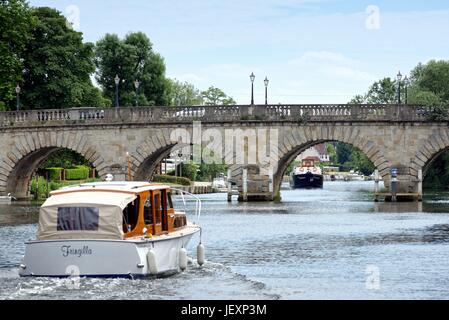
left=37, top=191, right=137, bottom=240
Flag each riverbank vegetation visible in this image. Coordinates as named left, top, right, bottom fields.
left=30, top=176, right=101, bottom=200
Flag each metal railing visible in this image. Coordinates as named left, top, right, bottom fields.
left=0, top=104, right=443, bottom=127
left=171, top=188, right=202, bottom=225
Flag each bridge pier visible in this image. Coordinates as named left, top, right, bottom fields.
left=235, top=165, right=424, bottom=203
left=236, top=165, right=274, bottom=202
left=375, top=168, right=423, bottom=202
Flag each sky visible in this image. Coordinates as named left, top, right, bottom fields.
left=28, top=0, right=449, bottom=104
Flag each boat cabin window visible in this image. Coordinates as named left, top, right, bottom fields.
left=123, top=198, right=139, bottom=233
left=144, top=197, right=153, bottom=225
left=57, top=207, right=99, bottom=231
left=167, top=192, right=173, bottom=209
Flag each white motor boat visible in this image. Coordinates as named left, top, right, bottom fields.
left=344, top=171, right=366, bottom=181
left=19, top=181, right=204, bottom=278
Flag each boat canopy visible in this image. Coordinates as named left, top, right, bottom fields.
left=37, top=191, right=137, bottom=240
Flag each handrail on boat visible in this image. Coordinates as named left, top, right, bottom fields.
left=170, top=188, right=202, bottom=225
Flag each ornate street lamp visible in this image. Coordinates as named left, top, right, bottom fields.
left=134, top=80, right=141, bottom=107
left=250, top=72, right=255, bottom=105
left=397, top=71, right=402, bottom=104
left=404, top=76, right=410, bottom=105
left=15, top=85, right=21, bottom=111
left=264, top=77, right=269, bottom=106
left=114, top=75, right=120, bottom=108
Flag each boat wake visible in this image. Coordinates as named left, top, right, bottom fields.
left=0, top=259, right=279, bottom=300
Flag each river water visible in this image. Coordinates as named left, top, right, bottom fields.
left=1, top=181, right=449, bottom=300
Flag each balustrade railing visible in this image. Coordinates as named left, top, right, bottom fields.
left=0, top=104, right=443, bottom=127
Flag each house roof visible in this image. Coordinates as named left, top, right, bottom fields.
left=314, top=143, right=328, bottom=156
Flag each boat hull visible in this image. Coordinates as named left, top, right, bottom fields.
left=290, top=172, right=323, bottom=189
left=19, top=226, right=200, bottom=278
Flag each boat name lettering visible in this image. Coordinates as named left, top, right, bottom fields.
left=61, top=245, right=92, bottom=257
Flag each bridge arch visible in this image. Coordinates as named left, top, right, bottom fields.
left=131, top=129, right=191, bottom=181
left=0, top=132, right=106, bottom=199
left=133, top=143, right=191, bottom=181
left=271, top=125, right=390, bottom=198
left=411, top=128, right=449, bottom=181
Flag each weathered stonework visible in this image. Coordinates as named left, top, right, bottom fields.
left=0, top=105, right=448, bottom=201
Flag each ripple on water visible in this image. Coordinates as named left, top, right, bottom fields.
left=2, top=182, right=449, bottom=299
left=0, top=261, right=279, bottom=300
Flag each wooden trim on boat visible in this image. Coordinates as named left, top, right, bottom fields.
left=123, top=188, right=188, bottom=240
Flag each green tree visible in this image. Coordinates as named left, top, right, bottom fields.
left=349, top=78, right=397, bottom=104
left=19, top=7, right=104, bottom=109
left=95, top=32, right=169, bottom=107
left=0, top=0, right=34, bottom=110
left=352, top=150, right=375, bottom=176
left=201, top=86, right=236, bottom=105
left=326, top=143, right=337, bottom=163
left=349, top=95, right=365, bottom=104
left=334, top=142, right=374, bottom=175
left=168, top=79, right=203, bottom=106
left=41, top=149, right=90, bottom=168
left=408, top=89, right=442, bottom=107
left=365, top=78, right=397, bottom=104
left=179, top=161, right=199, bottom=181
left=424, top=152, right=449, bottom=190
left=410, top=60, right=449, bottom=102
left=336, top=142, right=353, bottom=165
left=197, top=163, right=228, bottom=181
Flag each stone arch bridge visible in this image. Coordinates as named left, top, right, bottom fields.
left=1, top=104, right=448, bottom=201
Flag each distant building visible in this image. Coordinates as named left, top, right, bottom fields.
left=296, top=144, right=330, bottom=163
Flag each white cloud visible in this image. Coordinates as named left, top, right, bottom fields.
left=170, top=50, right=378, bottom=104
left=169, top=73, right=205, bottom=84
left=319, top=66, right=376, bottom=82
left=289, top=51, right=353, bottom=65
left=28, top=0, right=449, bottom=104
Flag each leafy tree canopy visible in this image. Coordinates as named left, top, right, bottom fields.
left=201, top=86, right=236, bottom=105
left=351, top=78, right=397, bottom=104
left=95, top=32, right=170, bottom=107
left=0, top=0, right=34, bottom=110
left=19, top=7, right=106, bottom=109
left=168, top=79, right=203, bottom=106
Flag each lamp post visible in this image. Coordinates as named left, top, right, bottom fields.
left=397, top=71, right=402, bottom=104
left=134, top=80, right=140, bottom=107
left=114, top=74, right=120, bottom=108
left=15, top=85, right=21, bottom=111
left=264, top=77, right=269, bottom=106
left=404, top=76, right=410, bottom=105
left=250, top=72, right=255, bottom=105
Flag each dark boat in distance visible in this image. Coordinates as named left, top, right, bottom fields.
left=290, top=157, right=324, bottom=189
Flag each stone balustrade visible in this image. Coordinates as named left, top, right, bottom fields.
left=0, top=104, right=442, bottom=127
